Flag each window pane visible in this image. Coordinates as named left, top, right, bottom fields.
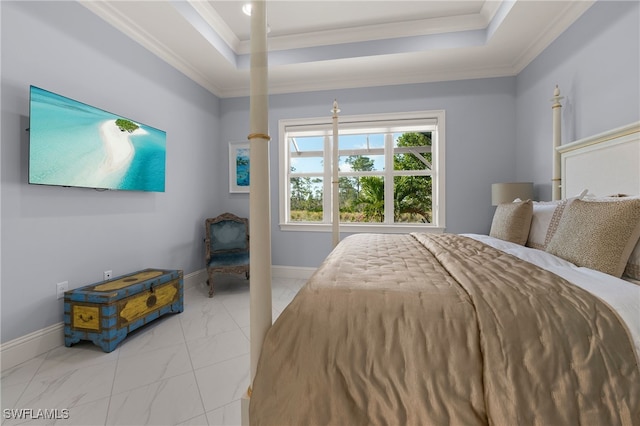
left=290, top=135, right=325, bottom=174
left=290, top=156, right=324, bottom=174
left=339, top=176, right=384, bottom=223
left=394, top=175, right=432, bottom=223
left=338, top=134, right=384, bottom=150
left=290, top=136, right=324, bottom=152
left=339, top=155, right=384, bottom=172
left=289, top=177, right=323, bottom=222
left=394, top=132, right=432, bottom=171
left=336, top=134, right=385, bottom=171
left=393, top=131, right=431, bottom=148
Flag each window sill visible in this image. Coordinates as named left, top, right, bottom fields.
left=279, top=223, right=446, bottom=234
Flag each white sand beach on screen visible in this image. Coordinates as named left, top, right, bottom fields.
left=99, top=119, right=146, bottom=172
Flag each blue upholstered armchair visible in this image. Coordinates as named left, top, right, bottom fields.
left=205, top=213, right=249, bottom=297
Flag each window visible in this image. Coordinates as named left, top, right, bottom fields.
left=279, top=111, right=445, bottom=233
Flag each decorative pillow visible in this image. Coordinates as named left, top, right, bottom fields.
left=586, top=195, right=640, bottom=281
left=526, top=190, right=588, bottom=250
left=489, top=200, right=533, bottom=245
left=545, top=198, right=640, bottom=277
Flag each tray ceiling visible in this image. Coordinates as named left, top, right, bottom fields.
left=80, top=0, right=594, bottom=98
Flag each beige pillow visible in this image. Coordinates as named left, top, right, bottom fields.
left=489, top=200, right=533, bottom=245
left=545, top=198, right=640, bottom=277
left=581, top=195, right=640, bottom=280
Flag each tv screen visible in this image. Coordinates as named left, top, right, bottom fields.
left=28, top=85, right=166, bottom=192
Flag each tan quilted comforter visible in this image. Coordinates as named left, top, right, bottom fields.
left=250, top=233, right=639, bottom=425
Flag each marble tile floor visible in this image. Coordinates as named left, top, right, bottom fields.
left=1, top=275, right=306, bottom=426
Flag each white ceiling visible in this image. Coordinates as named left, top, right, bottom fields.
left=80, top=0, right=594, bottom=98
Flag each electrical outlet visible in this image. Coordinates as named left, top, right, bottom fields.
left=104, top=270, right=112, bottom=281
left=56, top=281, right=68, bottom=299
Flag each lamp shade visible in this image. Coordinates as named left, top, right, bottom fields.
left=491, top=182, right=534, bottom=205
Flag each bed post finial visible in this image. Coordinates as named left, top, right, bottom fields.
left=551, top=85, right=564, bottom=200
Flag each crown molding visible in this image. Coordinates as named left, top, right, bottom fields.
left=237, top=12, right=490, bottom=55
left=232, top=0, right=506, bottom=55
left=187, top=0, right=241, bottom=52
left=480, top=0, right=502, bottom=22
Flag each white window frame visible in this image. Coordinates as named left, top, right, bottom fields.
left=279, top=110, right=445, bottom=234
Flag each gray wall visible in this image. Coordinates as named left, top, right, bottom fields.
left=515, top=0, right=640, bottom=200
left=220, top=78, right=518, bottom=267
left=1, top=1, right=222, bottom=342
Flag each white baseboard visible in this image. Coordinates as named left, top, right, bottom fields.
left=0, top=266, right=313, bottom=372
left=185, top=266, right=315, bottom=284
left=185, top=268, right=208, bottom=289
left=0, top=322, right=65, bottom=372
left=271, top=265, right=315, bottom=280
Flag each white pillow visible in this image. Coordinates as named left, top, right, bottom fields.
left=526, top=200, right=565, bottom=250
left=526, top=190, right=587, bottom=250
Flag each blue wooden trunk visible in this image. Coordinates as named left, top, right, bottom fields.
left=64, top=269, right=183, bottom=352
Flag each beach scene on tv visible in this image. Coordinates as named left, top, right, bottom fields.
left=29, top=86, right=166, bottom=192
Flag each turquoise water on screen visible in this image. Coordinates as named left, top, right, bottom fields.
left=29, top=86, right=166, bottom=192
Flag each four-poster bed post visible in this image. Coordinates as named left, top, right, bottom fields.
left=332, top=100, right=340, bottom=247
left=551, top=85, right=564, bottom=200
left=243, top=0, right=271, bottom=424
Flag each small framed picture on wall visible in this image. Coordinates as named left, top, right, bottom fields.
left=229, top=141, right=250, bottom=193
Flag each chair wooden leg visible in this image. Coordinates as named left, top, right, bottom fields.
left=207, top=277, right=214, bottom=298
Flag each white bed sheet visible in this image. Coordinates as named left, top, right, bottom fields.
left=464, top=233, right=640, bottom=358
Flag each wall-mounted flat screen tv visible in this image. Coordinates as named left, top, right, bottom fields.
left=29, top=85, right=166, bottom=192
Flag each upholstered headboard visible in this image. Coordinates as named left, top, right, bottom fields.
left=557, top=122, right=640, bottom=198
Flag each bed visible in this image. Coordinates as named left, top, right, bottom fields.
left=249, top=95, right=640, bottom=425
